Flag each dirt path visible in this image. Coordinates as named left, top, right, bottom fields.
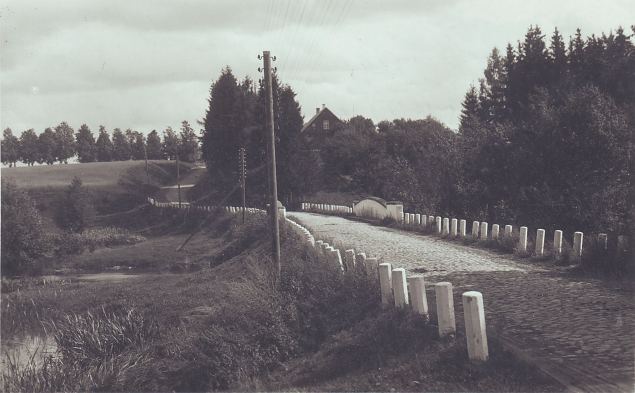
left=290, top=212, right=635, bottom=393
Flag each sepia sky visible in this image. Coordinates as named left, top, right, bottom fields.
left=1, top=0, right=633, bottom=134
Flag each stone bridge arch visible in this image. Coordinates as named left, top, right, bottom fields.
left=352, top=197, right=403, bottom=222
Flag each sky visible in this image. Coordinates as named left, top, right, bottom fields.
left=1, top=0, right=633, bottom=135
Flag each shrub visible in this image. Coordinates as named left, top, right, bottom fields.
left=54, top=177, right=95, bottom=233
left=48, top=307, right=159, bottom=367
left=1, top=180, right=49, bottom=275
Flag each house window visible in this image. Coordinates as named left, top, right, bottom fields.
left=323, top=120, right=329, bottom=130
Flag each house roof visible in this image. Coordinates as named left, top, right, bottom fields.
left=300, top=106, right=342, bottom=133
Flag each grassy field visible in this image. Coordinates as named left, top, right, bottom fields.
left=1, top=207, right=562, bottom=392
left=0, top=160, right=185, bottom=190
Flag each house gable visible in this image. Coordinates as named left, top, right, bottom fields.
left=300, top=106, right=343, bottom=133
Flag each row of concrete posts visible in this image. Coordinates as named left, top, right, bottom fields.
left=401, top=210, right=628, bottom=259
left=378, top=263, right=489, bottom=362
left=302, top=202, right=353, bottom=215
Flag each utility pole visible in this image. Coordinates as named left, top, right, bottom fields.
left=143, top=142, right=150, bottom=185
left=261, top=50, right=281, bottom=278
left=239, top=147, right=247, bottom=224
left=176, top=151, right=181, bottom=208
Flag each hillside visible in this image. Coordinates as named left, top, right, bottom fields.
left=1, top=160, right=182, bottom=190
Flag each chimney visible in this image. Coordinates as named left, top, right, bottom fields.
left=315, top=107, right=320, bottom=114
left=322, top=104, right=325, bottom=109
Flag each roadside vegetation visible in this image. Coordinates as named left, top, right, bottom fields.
left=1, top=209, right=561, bottom=392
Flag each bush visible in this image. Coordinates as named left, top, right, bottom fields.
left=1, top=180, right=49, bottom=275
left=54, top=177, right=95, bottom=233
left=51, top=227, right=146, bottom=256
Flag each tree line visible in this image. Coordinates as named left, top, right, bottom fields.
left=1, top=121, right=200, bottom=166
left=202, top=25, right=633, bottom=237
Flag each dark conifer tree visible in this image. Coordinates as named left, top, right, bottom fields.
left=75, top=124, right=97, bottom=163
left=38, top=127, right=57, bottom=165
left=146, top=130, right=163, bottom=159
left=96, top=126, right=114, bottom=162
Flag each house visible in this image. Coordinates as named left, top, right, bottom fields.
left=300, top=104, right=344, bottom=134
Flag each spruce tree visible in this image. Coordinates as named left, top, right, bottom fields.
left=178, top=121, right=199, bottom=162
left=76, top=124, right=97, bottom=163
left=54, top=122, right=76, bottom=164
left=146, top=130, right=163, bottom=159
left=111, top=128, right=131, bottom=161
left=162, top=127, right=178, bottom=160
left=1, top=128, right=20, bottom=167
left=128, top=130, right=145, bottom=160
left=95, top=126, right=114, bottom=162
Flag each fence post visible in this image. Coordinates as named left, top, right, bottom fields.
left=435, top=282, right=456, bottom=337
left=408, top=276, right=428, bottom=317
left=415, top=213, right=421, bottom=225
left=504, top=225, right=513, bottom=238
left=573, top=232, right=584, bottom=258
left=535, top=229, right=545, bottom=257
left=450, top=218, right=458, bottom=237
left=421, top=215, right=427, bottom=227
left=442, top=218, right=450, bottom=235
left=428, top=216, right=435, bottom=228
left=392, top=268, right=409, bottom=308
left=344, top=249, right=356, bottom=271
left=472, top=221, right=480, bottom=240
left=462, top=291, right=489, bottom=362
left=436, top=216, right=442, bottom=234
left=365, top=257, right=379, bottom=276
left=378, top=263, right=393, bottom=306
left=459, top=219, right=467, bottom=237
left=519, top=226, right=528, bottom=252
left=491, top=224, right=500, bottom=240
left=480, top=222, right=488, bottom=240
left=405, top=213, right=410, bottom=226
left=554, top=230, right=564, bottom=257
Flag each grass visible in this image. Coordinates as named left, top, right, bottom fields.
left=0, top=160, right=186, bottom=190
left=2, top=208, right=563, bottom=392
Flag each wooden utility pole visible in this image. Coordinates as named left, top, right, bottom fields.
left=143, top=143, right=150, bottom=185
left=176, top=151, right=182, bottom=208
left=239, top=147, right=247, bottom=224
left=262, top=50, right=281, bottom=278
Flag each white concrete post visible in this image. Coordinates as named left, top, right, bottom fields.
left=553, top=230, right=563, bottom=256
left=356, top=252, right=367, bottom=267
left=462, top=291, right=489, bottom=362
left=332, top=248, right=344, bottom=271
left=436, top=216, right=442, bottom=234
left=407, top=276, right=428, bottom=317
left=480, top=222, right=488, bottom=240
left=519, top=226, right=528, bottom=252
left=598, top=233, right=608, bottom=250
left=491, top=224, right=500, bottom=240
left=472, top=221, right=480, bottom=240
left=392, top=268, right=409, bottom=308
left=451, top=218, right=458, bottom=237
left=378, top=263, right=393, bottom=306
left=405, top=213, right=410, bottom=225
left=435, top=282, right=456, bottom=337
left=442, top=218, right=450, bottom=235
left=573, top=232, right=583, bottom=257
left=535, top=229, right=545, bottom=256
left=421, top=215, right=427, bottom=227
left=415, top=214, right=421, bottom=225
left=344, top=249, right=356, bottom=271
left=366, top=257, right=379, bottom=276
left=428, top=216, right=435, bottom=228
left=459, top=219, right=467, bottom=237
left=504, top=225, right=513, bottom=238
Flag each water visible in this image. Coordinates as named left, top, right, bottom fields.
left=0, top=334, right=57, bottom=373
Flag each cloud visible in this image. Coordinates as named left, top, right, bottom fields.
left=1, top=0, right=634, bottom=134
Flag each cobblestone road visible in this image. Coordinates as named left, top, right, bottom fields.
left=290, top=212, right=635, bottom=393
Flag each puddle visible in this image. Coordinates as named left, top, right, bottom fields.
left=1, top=334, right=57, bottom=373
